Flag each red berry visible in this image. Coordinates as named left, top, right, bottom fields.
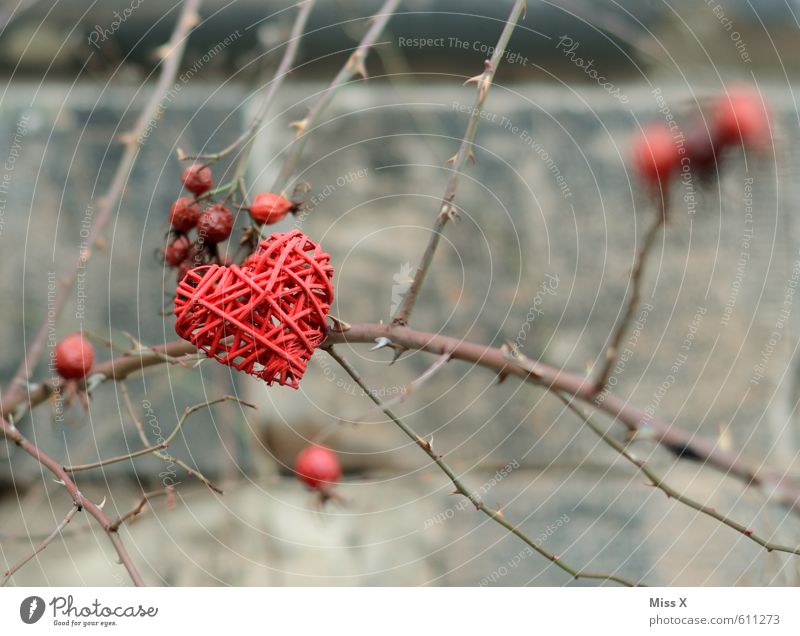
left=163, top=235, right=191, bottom=267
left=169, top=197, right=200, bottom=231
left=54, top=333, right=95, bottom=380
left=294, top=445, right=341, bottom=490
left=631, top=124, right=680, bottom=186
left=180, top=164, right=213, bottom=196
left=249, top=192, right=294, bottom=225
left=197, top=204, right=234, bottom=243
left=176, top=259, right=195, bottom=282
left=714, top=84, right=769, bottom=148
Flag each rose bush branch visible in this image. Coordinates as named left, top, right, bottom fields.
left=2, top=0, right=203, bottom=406
left=391, top=0, right=526, bottom=326
left=324, top=345, right=640, bottom=586
left=1, top=502, right=80, bottom=586
left=594, top=197, right=666, bottom=391
left=6, top=321, right=798, bottom=518
left=555, top=392, right=800, bottom=557
left=267, top=0, right=400, bottom=201
left=181, top=0, right=317, bottom=176
left=62, top=395, right=253, bottom=494
left=0, top=417, right=146, bottom=586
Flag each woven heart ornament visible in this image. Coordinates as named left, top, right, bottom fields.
left=174, top=230, right=334, bottom=388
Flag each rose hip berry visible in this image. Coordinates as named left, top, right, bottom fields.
left=54, top=333, right=95, bottom=380
left=294, top=445, right=341, bottom=490
left=176, top=259, right=195, bottom=283
left=180, top=164, right=213, bottom=196
left=197, top=203, right=234, bottom=243
left=714, top=84, right=769, bottom=148
left=631, top=123, right=680, bottom=187
left=169, top=197, right=200, bottom=231
left=163, top=235, right=192, bottom=267
left=249, top=192, right=294, bottom=225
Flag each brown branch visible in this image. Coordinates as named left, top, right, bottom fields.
left=1, top=502, right=80, bottom=586
left=63, top=395, right=252, bottom=494
left=594, top=199, right=666, bottom=391
left=0, top=417, right=145, bottom=586
left=555, top=393, right=800, bottom=557
left=268, top=0, right=400, bottom=200
left=109, top=487, right=175, bottom=532
left=391, top=0, right=526, bottom=326
left=324, top=344, right=640, bottom=586
left=7, top=322, right=800, bottom=517
left=2, top=0, right=203, bottom=406
left=182, top=0, right=317, bottom=168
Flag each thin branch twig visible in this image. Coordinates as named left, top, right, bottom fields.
left=324, top=345, right=641, bottom=586
left=182, top=0, right=317, bottom=166
left=63, top=396, right=253, bottom=495
left=594, top=200, right=666, bottom=391
left=555, top=392, right=800, bottom=557
left=2, top=0, right=203, bottom=406
left=0, top=417, right=145, bottom=585
left=268, top=0, right=400, bottom=200
left=109, top=487, right=175, bottom=532
left=391, top=0, right=526, bottom=326
left=1, top=503, right=80, bottom=586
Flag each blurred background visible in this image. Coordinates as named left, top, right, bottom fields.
left=2, top=0, right=800, bottom=585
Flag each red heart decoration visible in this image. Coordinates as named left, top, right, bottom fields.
left=174, top=230, right=334, bottom=388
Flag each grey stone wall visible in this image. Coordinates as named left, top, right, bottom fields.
left=2, top=80, right=800, bottom=585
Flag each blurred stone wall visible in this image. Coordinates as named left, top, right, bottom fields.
left=1, top=79, right=800, bottom=585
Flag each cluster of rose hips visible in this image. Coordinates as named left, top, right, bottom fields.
left=632, top=84, right=770, bottom=189
left=162, top=163, right=299, bottom=279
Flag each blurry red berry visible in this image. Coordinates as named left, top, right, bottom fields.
left=249, top=192, right=294, bottom=225
left=180, top=164, right=213, bottom=196
left=169, top=197, right=200, bottom=231
left=631, top=124, right=680, bottom=186
left=176, top=259, right=195, bottom=283
left=54, top=333, right=95, bottom=380
left=197, top=204, right=234, bottom=244
left=295, top=445, right=341, bottom=490
left=163, top=235, right=191, bottom=267
left=714, top=84, right=769, bottom=148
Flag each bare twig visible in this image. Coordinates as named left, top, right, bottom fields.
left=182, top=0, right=316, bottom=168
left=391, top=0, right=526, bottom=325
left=267, top=0, right=400, bottom=201
left=109, top=487, right=175, bottom=532
left=2, top=0, right=203, bottom=406
left=0, top=417, right=145, bottom=585
left=594, top=200, right=666, bottom=391
left=555, top=393, right=800, bottom=557
left=63, top=395, right=253, bottom=495
left=1, top=503, right=80, bottom=586
left=324, top=345, right=641, bottom=586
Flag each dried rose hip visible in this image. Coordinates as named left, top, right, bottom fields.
left=180, top=164, right=213, bottom=196
left=169, top=197, right=200, bottom=231
left=197, top=203, right=234, bottom=244
left=249, top=192, right=294, bottom=225
left=163, top=235, right=192, bottom=268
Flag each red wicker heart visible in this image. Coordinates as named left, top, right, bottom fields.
left=174, top=230, right=334, bottom=388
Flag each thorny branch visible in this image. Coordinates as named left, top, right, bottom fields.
left=1, top=502, right=80, bottom=586
left=555, top=393, right=800, bottom=557
left=323, top=344, right=641, bottom=586
left=2, top=0, right=203, bottom=407
left=391, top=0, right=527, bottom=326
